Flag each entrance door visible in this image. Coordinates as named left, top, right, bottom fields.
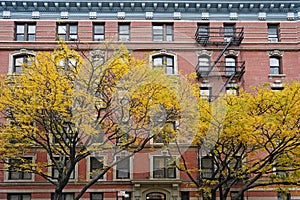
left=146, top=192, right=166, bottom=200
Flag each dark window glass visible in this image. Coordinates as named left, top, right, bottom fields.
left=116, top=157, right=130, bottom=179
left=90, top=157, right=104, bottom=179
left=201, top=156, right=214, bottom=179
left=153, top=157, right=176, bottom=178
left=13, top=54, right=33, bottom=74
left=8, top=157, right=32, bottom=180
left=15, top=23, right=36, bottom=41
left=51, top=193, right=74, bottom=200
left=8, top=194, right=31, bottom=200
left=90, top=192, right=103, bottom=200
left=181, top=192, right=190, bottom=200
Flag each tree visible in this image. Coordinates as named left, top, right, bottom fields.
left=0, top=43, right=199, bottom=200
left=177, top=83, right=300, bottom=200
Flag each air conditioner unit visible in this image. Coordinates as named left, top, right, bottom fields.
left=268, top=38, right=278, bottom=42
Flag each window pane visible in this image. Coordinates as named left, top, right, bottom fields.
left=69, top=25, right=78, bottom=34
left=153, top=26, right=163, bottom=34
left=28, top=25, right=36, bottom=34
left=119, top=35, right=129, bottom=41
left=58, top=25, right=66, bottom=34
left=94, top=35, right=104, bottom=41
left=270, top=58, right=279, bottom=66
left=153, top=57, right=163, bottom=66
left=166, top=25, right=173, bottom=34
left=17, top=25, right=25, bottom=33
left=28, top=34, right=36, bottom=41
left=91, top=193, right=103, bottom=200
left=119, top=25, right=129, bottom=34
left=117, top=157, right=129, bottom=178
left=270, top=67, right=280, bottom=75
left=226, top=58, right=236, bottom=66
left=16, top=35, right=25, bottom=41
left=94, top=25, right=104, bottom=34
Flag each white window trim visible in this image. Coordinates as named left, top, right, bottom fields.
left=149, top=151, right=180, bottom=180
left=47, top=155, right=78, bottom=182
left=4, top=155, right=36, bottom=182
left=149, top=50, right=178, bottom=75
left=113, top=152, right=133, bottom=181
left=86, top=154, right=107, bottom=181
left=9, top=49, right=35, bottom=74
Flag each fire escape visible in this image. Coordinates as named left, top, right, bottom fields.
left=195, top=26, right=245, bottom=99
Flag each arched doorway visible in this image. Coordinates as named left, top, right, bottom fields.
left=146, top=192, right=166, bottom=200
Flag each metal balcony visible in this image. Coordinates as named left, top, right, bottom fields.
left=195, top=27, right=244, bottom=46
left=196, top=61, right=245, bottom=79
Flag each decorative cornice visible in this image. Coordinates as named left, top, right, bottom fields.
left=0, top=1, right=300, bottom=21
left=268, top=50, right=284, bottom=57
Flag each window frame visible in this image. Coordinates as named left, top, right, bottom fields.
left=89, top=156, right=105, bottom=180
left=8, top=193, right=31, bottom=200
left=268, top=24, right=279, bottom=42
left=51, top=193, right=74, bottom=200
left=118, top=23, right=130, bottom=41
left=90, top=192, right=104, bottom=200
left=198, top=56, right=211, bottom=74
left=152, top=23, right=173, bottom=42
left=201, top=156, right=215, bottom=179
left=56, top=23, right=78, bottom=41
left=49, top=155, right=76, bottom=180
left=152, top=55, right=175, bottom=75
left=6, top=156, right=34, bottom=181
left=153, top=156, right=176, bottom=179
left=224, top=23, right=236, bottom=42
left=115, top=156, right=131, bottom=180
left=15, top=22, right=36, bottom=41
left=269, top=57, right=281, bottom=75
left=225, top=57, right=236, bottom=76
left=197, top=23, right=209, bottom=38
left=93, top=23, right=105, bottom=41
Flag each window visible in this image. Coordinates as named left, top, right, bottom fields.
left=116, top=156, right=130, bottom=179
left=15, top=23, right=36, bottom=41
left=224, top=23, right=235, bottom=42
left=200, top=87, right=211, bottom=100
left=51, top=156, right=75, bottom=179
left=225, top=57, right=236, bottom=76
left=8, top=157, right=33, bottom=180
left=201, top=156, right=214, bottom=179
left=153, top=55, right=174, bottom=75
left=198, top=56, right=210, bottom=74
left=153, top=23, right=173, bottom=41
left=153, top=121, right=178, bottom=144
left=117, top=192, right=131, bottom=200
left=13, top=54, right=33, bottom=74
left=230, top=191, right=243, bottom=200
left=51, top=193, right=74, bottom=200
left=153, top=156, right=176, bottom=178
left=8, top=194, right=31, bottom=200
left=90, top=193, right=103, bottom=200
left=93, top=23, right=105, bottom=41
left=278, top=191, right=291, bottom=200
left=57, top=23, right=78, bottom=41
left=268, top=24, right=279, bottom=42
left=197, top=23, right=209, bottom=38
left=270, top=57, right=281, bottom=75
left=118, top=23, right=130, bottom=41
left=90, top=156, right=104, bottom=179
left=181, top=192, right=190, bottom=200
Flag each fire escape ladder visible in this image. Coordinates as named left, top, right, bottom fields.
left=207, top=37, right=233, bottom=76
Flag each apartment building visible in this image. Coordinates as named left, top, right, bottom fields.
left=0, top=0, right=300, bottom=200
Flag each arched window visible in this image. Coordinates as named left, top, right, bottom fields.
left=225, top=57, right=236, bottom=76
left=152, top=55, right=176, bottom=75
left=270, top=57, right=281, bottom=75
left=9, top=50, right=35, bottom=74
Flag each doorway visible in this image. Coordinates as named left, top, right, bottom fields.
left=146, top=192, right=166, bottom=200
